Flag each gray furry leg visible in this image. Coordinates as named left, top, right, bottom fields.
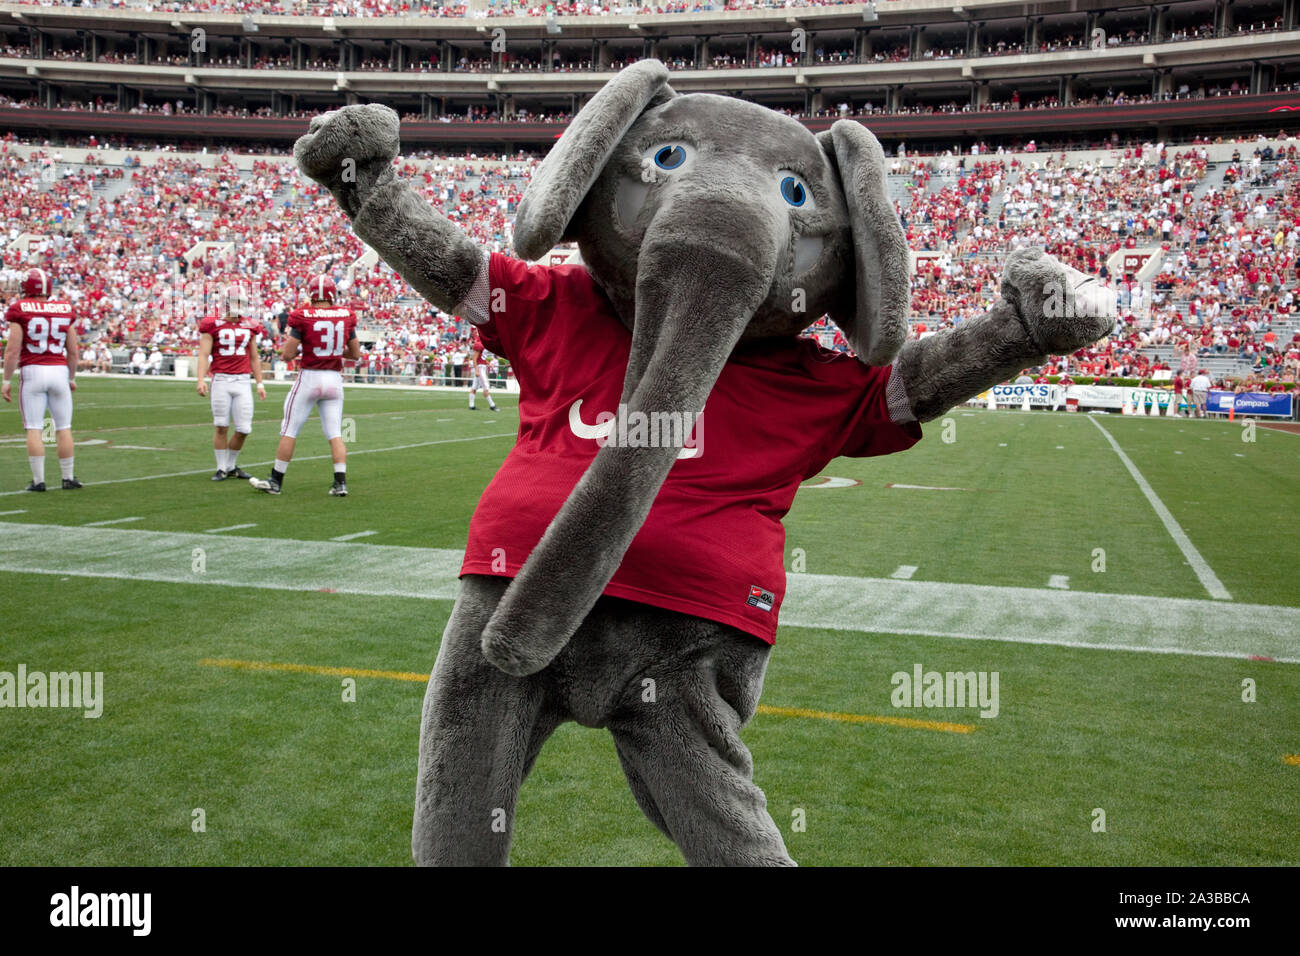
left=605, top=623, right=794, bottom=866
left=412, top=575, right=561, bottom=866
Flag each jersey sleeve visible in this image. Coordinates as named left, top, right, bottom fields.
left=286, top=308, right=305, bottom=339
left=347, top=311, right=358, bottom=341
left=836, top=362, right=922, bottom=459
left=198, top=316, right=216, bottom=337
left=456, top=251, right=557, bottom=362
left=4, top=302, right=19, bottom=326
left=805, top=358, right=922, bottom=475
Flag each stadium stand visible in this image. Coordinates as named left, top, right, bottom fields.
left=0, top=0, right=1297, bottom=396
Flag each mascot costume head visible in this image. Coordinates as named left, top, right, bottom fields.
left=296, top=60, right=1114, bottom=866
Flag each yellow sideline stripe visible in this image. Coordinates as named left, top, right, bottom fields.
left=1284, top=754, right=1300, bottom=766
left=200, top=657, right=428, bottom=683
left=755, top=704, right=975, bottom=734
left=199, top=658, right=976, bottom=734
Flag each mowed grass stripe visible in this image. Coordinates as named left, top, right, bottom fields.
left=0, top=432, right=515, bottom=497
left=198, top=657, right=976, bottom=733
left=3, top=521, right=1298, bottom=663
left=1088, top=416, right=1232, bottom=600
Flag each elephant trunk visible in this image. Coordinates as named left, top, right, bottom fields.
left=480, top=216, right=780, bottom=676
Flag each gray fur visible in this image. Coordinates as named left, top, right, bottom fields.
left=293, top=102, right=482, bottom=313
left=294, top=69, right=1113, bottom=866
left=417, top=575, right=793, bottom=866
left=896, top=247, right=1116, bottom=422
left=818, top=122, right=911, bottom=366
left=513, top=59, right=673, bottom=261
left=483, top=93, right=917, bottom=675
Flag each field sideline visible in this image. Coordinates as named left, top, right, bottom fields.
left=1, top=377, right=1297, bottom=865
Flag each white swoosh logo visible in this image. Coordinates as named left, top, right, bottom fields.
left=567, top=399, right=614, bottom=441
left=567, top=399, right=702, bottom=460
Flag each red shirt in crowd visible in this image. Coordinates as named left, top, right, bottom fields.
left=460, top=253, right=922, bottom=645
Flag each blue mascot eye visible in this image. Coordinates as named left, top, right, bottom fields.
left=781, top=176, right=807, bottom=207
left=654, top=145, right=686, bottom=170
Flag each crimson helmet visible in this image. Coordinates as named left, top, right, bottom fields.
left=309, top=274, right=337, bottom=304
left=21, top=268, right=52, bottom=298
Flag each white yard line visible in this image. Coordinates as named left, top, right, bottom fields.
left=1088, top=416, right=1233, bottom=601
left=0, top=509, right=26, bottom=516
left=0, top=522, right=1295, bottom=663
left=83, top=516, right=142, bottom=527
left=330, top=530, right=378, bottom=542
left=0, top=433, right=515, bottom=497
left=204, top=523, right=258, bottom=534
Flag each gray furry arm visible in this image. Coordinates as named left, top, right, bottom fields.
left=894, top=247, right=1114, bottom=423
left=294, top=103, right=484, bottom=313
left=351, top=181, right=485, bottom=315
left=894, top=299, right=1045, bottom=423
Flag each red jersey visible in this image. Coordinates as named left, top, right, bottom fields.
left=5, top=298, right=75, bottom=368
left=461, top=253, right=921, bottom=645
left=199, top=315, right=258, bottom=376
left=288, top=306, right=357, bottom=371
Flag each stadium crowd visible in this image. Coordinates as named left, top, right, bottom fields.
left=4, top=0, right=877, bottom=16
left=2, top=129, right=1299, bottom=395
left=892, top=139, right=1300, bottom=389
left=0, top=139, right=535, bottom=383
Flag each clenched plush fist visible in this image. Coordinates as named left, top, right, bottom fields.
left=294, top=104, right=401, bottom=219
left=1000, top=246, right=1117, bottom=356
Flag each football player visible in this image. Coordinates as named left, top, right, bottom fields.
left=251, top=274, right=359, bottom=496
left=196, top=282, right=266, bottom=481
left=467, top=327, right=498, bottom=412
left=1, top=268, right=82, bottom=491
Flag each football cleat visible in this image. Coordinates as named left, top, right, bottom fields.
left=329, top=481, right=349, bottom=497
left=468, top=405, right=478, bottom=411
left=227, top=467, right=253, bottom=480
left=25, top=481, right=46, bottom=492
left=250, top=477, right=282, bottom=495
left=211, top=469, right=228, bottom=481
left=62, top=477, right=82, bottom=490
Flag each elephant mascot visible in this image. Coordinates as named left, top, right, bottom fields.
left=295, top=60, right=1114, bottom=866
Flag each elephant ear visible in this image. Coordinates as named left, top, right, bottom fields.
left=514, top=59, right=674, bottom=261
left=818, top=120, right=911, bottom=367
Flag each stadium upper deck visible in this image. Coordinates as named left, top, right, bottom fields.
left=2, top=0, right=1300, bottom=150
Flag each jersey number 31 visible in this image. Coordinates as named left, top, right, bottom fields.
left=312, top=320, right=346, bottom=357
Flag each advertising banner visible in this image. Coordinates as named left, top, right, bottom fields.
left=1064, top=385, right=1125, bottom=409
left=1207, top=391, right=1295, bottom=418
left=990, top=384, right=1061, bottom=406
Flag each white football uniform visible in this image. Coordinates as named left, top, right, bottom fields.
left=20, top=364, right=73, bottom=431
left=282, top=369, right=344, bottom=440
left=210, top=373, right=254, bottom=435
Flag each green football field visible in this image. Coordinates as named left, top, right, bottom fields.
left=0, top=376, right=1297, bottom=866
